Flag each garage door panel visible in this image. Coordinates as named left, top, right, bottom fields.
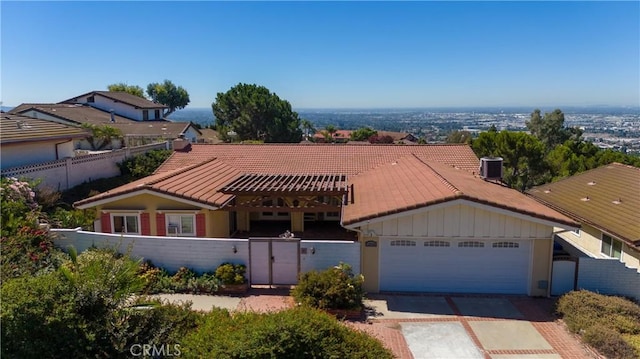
left=380, top=239, right=530, bottom=294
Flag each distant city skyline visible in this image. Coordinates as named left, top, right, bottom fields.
left=2, top=1, right=638, bottom=109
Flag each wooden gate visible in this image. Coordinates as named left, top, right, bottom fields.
left=249, top=238, right=300, bottom=285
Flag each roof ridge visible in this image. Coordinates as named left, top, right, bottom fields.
left=610, top=162, right=640, bottom=171
left=146, top=157, right=220, bottom=186
left=410, top=154, right=462, bottom=195
left=531, top=162, right=640, bottom=189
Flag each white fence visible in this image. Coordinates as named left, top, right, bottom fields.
left=577, top=258, right=640, bottom=301
left=1, top=142, right=168, bottom=191
left=51, top=229, right=361, bottom=280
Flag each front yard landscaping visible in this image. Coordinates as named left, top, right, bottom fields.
left=556, top=290, right=640, bottom=359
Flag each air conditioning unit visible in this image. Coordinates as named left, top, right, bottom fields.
left=479, top=157, right=503, bottom=180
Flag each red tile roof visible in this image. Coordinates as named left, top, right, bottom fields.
left=528, top=163, right=640, bottom=246
left=75, top=158, right=240, bottom=209
left=342, top=155, right=576, bottom=226
left=76, top=143, right=574, bottom=229
left=158, top=143, right=481, bottom=174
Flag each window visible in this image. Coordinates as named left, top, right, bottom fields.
left=143, top=110, right=149, bottom=121
left=601, top=234, right=622, bottom=259
left=458, top=241, right=484, bottom=248
left=154, top=109, right=161, bottom=119
left=425, top=240, right=450, bottom=247
left=260, top=198, right=289, bottom=219
left=87, top=96, right=95, bottom=103
left=492, top=241, right=519, bottom=248
left=112, top=214, right=139, bottom=234
left=390, top=240, right=416, bottom=247
left=572, top=229, right=581, bottom=237
left=166, top=214, right=195, bottom=236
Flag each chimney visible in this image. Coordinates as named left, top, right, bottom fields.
left=172, top=138, right=190, bottom=151
left=110, top=109, right=115, bottom=123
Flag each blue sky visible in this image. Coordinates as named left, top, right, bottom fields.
left=2, top=1, right=638, bottom=109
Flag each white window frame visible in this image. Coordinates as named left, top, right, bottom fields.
left=572, top=228, right=581, bottom=237
left=165, top=213, right=196, bottom=237
left=600, top=233, right=623, bottom=260
left=111, top=213, right=140, bottom=234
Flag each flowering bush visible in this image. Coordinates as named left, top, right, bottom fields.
left=1, top=177, right=39, bottom=236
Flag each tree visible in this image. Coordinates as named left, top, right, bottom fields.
left=300, top=119, right=316, bottom=140
left=147, top=80, right=190, bottom=117
left=212, top=83, right=302, bottom=143
left=81, top=124, right=123, bottom=150
left=446, top=130, right=472, bottom=144
left=526, top=109, right=582, bottom=150
left=472, top=130, right=548, bottom=192
left=107, top=83, right=145, bottom=98
left=350, top=127, right=377, bottom=142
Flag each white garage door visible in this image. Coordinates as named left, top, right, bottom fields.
left=379, top=239, right=531, bottom=294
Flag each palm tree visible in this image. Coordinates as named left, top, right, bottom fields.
left=82, top=124, right=123, bottom=150
left=300, top=119, right=316, bottom=140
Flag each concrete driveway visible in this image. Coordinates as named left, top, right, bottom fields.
left=152, top=291, right=596, bottom=359
left=360, top=294, right=598, bottom=359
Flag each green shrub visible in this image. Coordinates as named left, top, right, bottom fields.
left=291, top=262, right=364, bottom=310
left=556, top=290, right=640, bottom=358
left=1, top=248, right=200, bottom=358
left=583, top=327, right=638, bottom=359
left=117, top=149, right=172, bottom=178
left=215, top=262, right=247, bottom=285
left=139, top=263, right=219, bottom=294
left=181, top=306, right=393, bottom=358
left=48, top=208, right=96, bottom=230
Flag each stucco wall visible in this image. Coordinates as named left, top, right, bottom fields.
left=300, top=240, right=360, bottom=274
left=530, top=237, right=553, bottom=297
left=53, top=229, right=249, bottom=274
left=1, top=142, right=167, bottom=191
left=52, top=230, right=361, bottom=281
left=556, top=224, right=640, bottom=271
left=1, top=142, right=59, bottom=169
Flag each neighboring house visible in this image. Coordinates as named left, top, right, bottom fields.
left=313, top=130, right=418, bottom=144
left=60, top=91, right=168, bottom=121
left=528, top=163, right=640, bottom=271
left=74, top=143, right=575, bottom=296
left=0, top=113, right=89, bottom=170
left=197, top=128, right=223, bottom=144
left=313, top=130, right=352, bottom=143
left=10, top=103, right=201, bottom=149
left=376, top=131, right=418, bottom=143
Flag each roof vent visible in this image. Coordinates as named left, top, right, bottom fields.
left=479, top=157, right=503, bottom=180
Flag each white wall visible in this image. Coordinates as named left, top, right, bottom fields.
left=51, top=230, right=362, bottom=281
left=300, top=240, right=360, bottom=274
left=53, top=229, right=249, bottom=274
left=184, top=127, right=200, bottom=143
left=1, top=142, right=58, bottom=169
left=578, top=258, right=640, bottom=301
left=88, top=95, right=144, bottom=121
left=1, top=142, right=167, bottom=191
